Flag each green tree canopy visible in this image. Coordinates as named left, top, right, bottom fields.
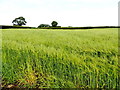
left=38, top=24, right=50, bottom=28
left=12, top=16, right=27, bottom=26
left=51, top=21, right=58, bottom=27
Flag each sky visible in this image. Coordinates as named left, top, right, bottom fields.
left=0, top=0, right=119, bottom=27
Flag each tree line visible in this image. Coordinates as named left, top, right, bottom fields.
left=12, top=16, right=59, bottom=28
left=11, top=16, right=119, bottom=29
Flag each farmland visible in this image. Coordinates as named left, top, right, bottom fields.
left=2, top=28, right=119, bottom=88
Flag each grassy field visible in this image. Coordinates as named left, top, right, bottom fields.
left=2, top=28, right=119, bottom=88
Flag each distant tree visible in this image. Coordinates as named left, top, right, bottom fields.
left=38, top=24, right=50, bottom=28
left=12, top=16, right=27, bottom=26
left=51, top=21, right=58, bottom=27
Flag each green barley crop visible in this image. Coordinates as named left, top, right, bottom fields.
left=2, top=28, right=119, bottom=88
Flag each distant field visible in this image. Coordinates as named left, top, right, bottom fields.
left=2, top=28, right=119, bottom=88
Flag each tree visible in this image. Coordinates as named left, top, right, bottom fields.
left=12, top=16, right=27, bottom=26
left=38, top=24, right=50, bottom=28
left=51, top=21, right=58, bottom=27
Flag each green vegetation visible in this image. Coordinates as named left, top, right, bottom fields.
left=51, top=21, right=58, bottom=27
left=2, top=28, right=119, bottom=88
left=12, top=16, right=27, bottom=26
left=38, top=24, right=50, bottom=28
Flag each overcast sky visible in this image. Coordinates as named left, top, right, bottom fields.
left=0, top=0, right=119, bottom=27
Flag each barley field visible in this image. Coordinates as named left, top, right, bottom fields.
left=2, top=28, right=119, bottom=88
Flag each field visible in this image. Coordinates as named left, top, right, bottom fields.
left=2, top=28, right=119, bottom=88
